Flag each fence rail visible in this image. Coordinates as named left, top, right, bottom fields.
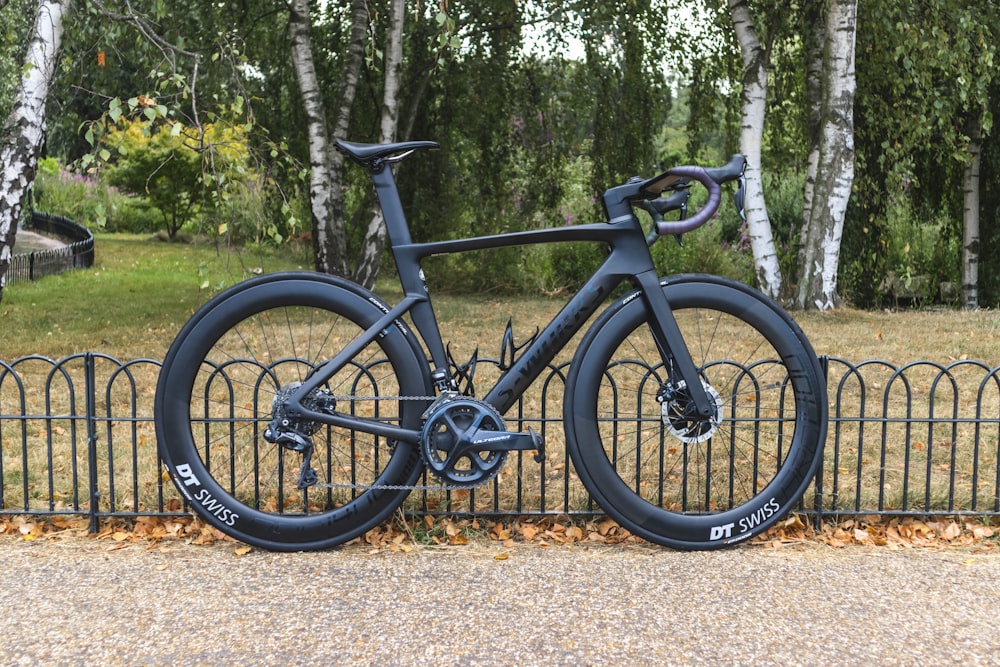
left=6, top=212, right=95, bottom=284
left=2, top=353, right=999, bottom=531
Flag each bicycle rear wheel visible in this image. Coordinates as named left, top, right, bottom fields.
left=564, top=275, right=826, bottom=549
left=155, top=272, right=431, bottom=551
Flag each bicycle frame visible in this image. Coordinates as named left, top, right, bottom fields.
left=286, top=162, right=714, bottom=442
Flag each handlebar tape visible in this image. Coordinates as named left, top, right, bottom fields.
left=646, top=155, right=746, bottom=236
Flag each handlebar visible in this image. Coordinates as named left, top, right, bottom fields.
left=637, top=154, right=747, bottom=237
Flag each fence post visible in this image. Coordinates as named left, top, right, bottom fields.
left=84, top=353, right=101, bottom=533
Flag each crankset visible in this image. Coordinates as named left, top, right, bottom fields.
left=421, top=392, right=543, bottom=488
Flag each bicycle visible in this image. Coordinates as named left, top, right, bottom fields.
left=154, top=139, right=827, bottom=551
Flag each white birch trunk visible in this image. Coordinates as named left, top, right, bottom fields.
left=0, top=0, right=71, bottom=300
left=354, top=0, right=405, bottom=289
left=801, top=2, right=825, bottom=245
left=962, top=117, right=981, bottom=310
left=327, top=0, right=368, bottom=275
left=796, top=0, right=856, bottom=311
left=728, top=0, right=782, bottom=299
left=288, top=0, right=347, bottom=276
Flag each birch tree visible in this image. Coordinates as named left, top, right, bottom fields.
left=288, top=0, right=363, bottom=278
left=353, top=0, right=405, bottom=289
left=962, top=117, right=982, bottom=309
left=727, top=0, right=782, bottom=299
left=0, top=0, right=71, bottom=302
left=289, top=0, right=406, bottom=288
left=794, top=0, right=856, bottom=310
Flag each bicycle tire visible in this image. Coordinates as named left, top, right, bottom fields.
left=564, top=274, right=826, bottom=549
left=155, top=272, right=432, bottom=551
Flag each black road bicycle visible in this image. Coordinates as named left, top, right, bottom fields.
left=154, top=140, right=827, bottom=551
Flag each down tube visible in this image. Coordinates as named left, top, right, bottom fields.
left=484, top=271, right=622, bottom=415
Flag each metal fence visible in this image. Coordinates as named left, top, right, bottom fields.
left=2, top=352, right=999, bottom=531
left=6, top=212, right=95, bottom=284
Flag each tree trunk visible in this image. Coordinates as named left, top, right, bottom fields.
left=962, top=116, right=982, bottom=310
left=728, top=0, right=782, bottom=299
left=0, top=0, right=71, bottom=302
left=326, top=0, right=368, bottom=277
left=801, top=0, right=825, bottom=249
left=353, top=0, right=405, bottom=290
left=288, top=0, right=337, bottom=275
left=795, top=0, right=857, bottom=311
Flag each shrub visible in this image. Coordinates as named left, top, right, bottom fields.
left=32, top=157, right=146, bottom=232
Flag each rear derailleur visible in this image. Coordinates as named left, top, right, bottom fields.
left=262, top=381, right=336, bottom=489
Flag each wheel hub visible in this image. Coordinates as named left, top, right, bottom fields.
left=660, top=380, right=724, bottom=444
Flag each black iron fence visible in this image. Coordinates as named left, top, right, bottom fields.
left=2, top=352, right=999, bottom=531
left=6, top=212, right=95, bottom=284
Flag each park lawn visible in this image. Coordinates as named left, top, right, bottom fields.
left=3, top=233, right=1000, bottom=366
left=0, top=235, right=309, bottom=360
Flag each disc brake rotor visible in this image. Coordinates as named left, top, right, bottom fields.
left=661, top=380, right=725, bottom=444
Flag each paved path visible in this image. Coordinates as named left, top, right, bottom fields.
left=12, top=229, right=65, bottom=253
left=1, top=536, right=998, bottom=666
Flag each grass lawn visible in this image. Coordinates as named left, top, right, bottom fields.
left=1, top=235, right=310, bottom=360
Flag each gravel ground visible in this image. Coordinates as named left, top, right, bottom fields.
left=1, top=536, right=998, bottom=666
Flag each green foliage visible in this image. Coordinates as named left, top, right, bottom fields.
left=881, top=194, right=960, bottom=304
left=21, top=0, right=1000, bottom=307
left=0, top=0, right=35, bottom=122
left=93, top=112, right=304, bottom=245
left=101, top=116, right=205, bottom=238
left=32, top=157, right=146, bottom=232
left=845, top=0, right=999, bottom=307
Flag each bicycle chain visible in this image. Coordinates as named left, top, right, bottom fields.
left=309, top=393, right=497, bottom=492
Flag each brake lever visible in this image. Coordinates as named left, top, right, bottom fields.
left=641, top=193, right=689, bottom=247
left=734, top=174, right=747, bottom=221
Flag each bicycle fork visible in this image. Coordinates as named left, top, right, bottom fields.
left=634, top=270, right=717, bottom=419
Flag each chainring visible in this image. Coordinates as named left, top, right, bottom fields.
left=421, top=397, right=508, bottom=487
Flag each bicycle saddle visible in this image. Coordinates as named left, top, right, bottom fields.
left=335, top=139, right=440, bottom=169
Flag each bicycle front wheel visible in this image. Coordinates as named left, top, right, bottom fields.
left=564, top=275, right=826, bottom=549
left=155, top=272, right=431, bottom=551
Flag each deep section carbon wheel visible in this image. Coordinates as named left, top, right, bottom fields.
left=155, top=272, right=431, bottom=551
left=564, top=275, right=826, bottom=550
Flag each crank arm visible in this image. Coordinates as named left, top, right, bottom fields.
left=465, top=427, right=544, bottom=453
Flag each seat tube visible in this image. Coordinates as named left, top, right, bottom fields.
left=371, top=166, right=413, bottom=246
left=370, top=164, right=451, bottom=380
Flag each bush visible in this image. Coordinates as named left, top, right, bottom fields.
left=881, top=194, right=959, bottom=305
left=32, top=157, right=147, bottom=232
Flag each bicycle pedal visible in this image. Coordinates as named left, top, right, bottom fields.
left=528, top=427, right=545, bottom=463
